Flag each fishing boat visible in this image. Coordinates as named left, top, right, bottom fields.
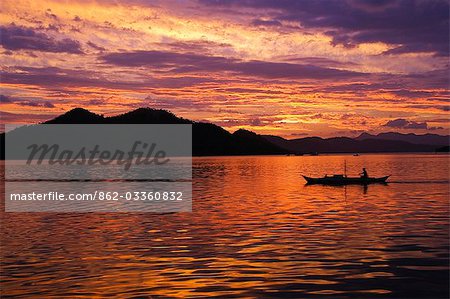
left=303, top=162, right=389, bottom=185
left=302, top=174, right=389, bottom=185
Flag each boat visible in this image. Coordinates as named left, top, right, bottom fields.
left=302, top=174, right=389, bottom=185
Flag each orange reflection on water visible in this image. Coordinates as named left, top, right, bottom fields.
left=1, top=154, right=449, bottom=298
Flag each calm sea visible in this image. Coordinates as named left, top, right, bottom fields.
left=1, top=154, right=449, bottom=298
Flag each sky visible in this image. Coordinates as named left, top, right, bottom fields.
left=1, top=0, right=449, bottom=137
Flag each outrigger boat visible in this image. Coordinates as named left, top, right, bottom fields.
left=303, top=174, right=389, bottom=185
left=303, top=161, right=389, bottom=185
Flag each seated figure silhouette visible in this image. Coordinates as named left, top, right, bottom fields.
left=360, top=168, right=368, bottom=179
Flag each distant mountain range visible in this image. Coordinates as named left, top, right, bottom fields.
left=355, top=132, right=449, bottom=146
left=264, top=131, right=449, bottom=154
left=263, top=134, right=448, bottom=154
left=1, top=108, right=449, bottom=156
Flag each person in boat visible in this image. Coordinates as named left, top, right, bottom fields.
left=360, top=168, right=368, bottom=179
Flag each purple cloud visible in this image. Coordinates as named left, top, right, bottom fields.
left=0, top=94, right=55, bottom=108
left=0, top=24, right=83, bottom=54
left=0, top=66, right=223, bottom=91
left=279, top=56, right=358, bottom=68
left=17, top=101, right=55, bottom=108
left=200, top=0, right=449, bottom=56
left=87, top=41, right=105, bottom=51
left=406, top=105, right=450, bottom=112
left=384, top=118, right=428, bottom=129
left=101, top=50, right=365, bottom=80
left=159, top=40, right=234, bottom=53
left=251, top=19, right=282, bottom=27
left=0, top=111, right=55, bottom=123
left=0, top=94, right=13, bottom=103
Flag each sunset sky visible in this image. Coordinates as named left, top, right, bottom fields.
left=1, top=0, right=449, bottom=137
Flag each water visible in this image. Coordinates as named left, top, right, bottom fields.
left=1, top=154, right=449, bottom=298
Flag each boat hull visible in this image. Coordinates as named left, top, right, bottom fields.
left=303, top=175, right=389, bottom=185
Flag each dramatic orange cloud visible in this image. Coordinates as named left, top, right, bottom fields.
left=1, top=0, right=449, bottom=137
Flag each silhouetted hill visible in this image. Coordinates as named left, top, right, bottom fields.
left=232, top=129, right=287, bottom=154
left=43, top=108, right=288, bottom=156
left=45, top=108, right=104, bottom=124
left=263, top=135, right=440, bottom=154
left=107, top=108, right=191, bottom=124
left=2, top=108, right=449, bottom=158
left=356, top=132, right=449, bottom=146
left=435, top=145, right=449, bottom=152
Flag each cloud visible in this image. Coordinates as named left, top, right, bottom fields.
left=144, top=96, right=214, bottom=110
left=101, top=50, right=365, bottom=80
left=199, top=0, right=449, bottom=56
left=390, top=89, right=433, bottom=98
left=290, top=132, right=309, bottom=137
left=45, top=9, right=58, bottom=20
left=218, top=87, right=285, bottom=94
left=251, top=19, right=282, bottom=27
left=384, top=118, right=428, bottom=129
left=249, top=117, right=262, bottom=126
left=0, top=66, right=221, bottom=91
left=160, top=40, right=234, bottom=53
left=0, top=95, right=13, bottom=103
left=0, top=94, right=55, bottom=108
left=429, top=126, right=444, bottom=130
left=0, top=24, right=83, bottom=54
left=278, top=56, right=358, bottom=68
left=403, top=69, right=449, bottom=90
left=407, top=104, right=450, bottom=112
left=0, top=111, right=55, bottom=123
left=87, top=41, right=105, bottom=51
left=316, top=69, right=449, bottom=94
left=17, top=101, right=55, bottom=108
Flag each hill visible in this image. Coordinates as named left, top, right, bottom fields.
left=2, top=108, right=449, bottom=157
left=356, top=132, right=449, bottom=146
left=45, top=107, right=287, bottom=156
left=262, top=134, right=445, bottom=154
